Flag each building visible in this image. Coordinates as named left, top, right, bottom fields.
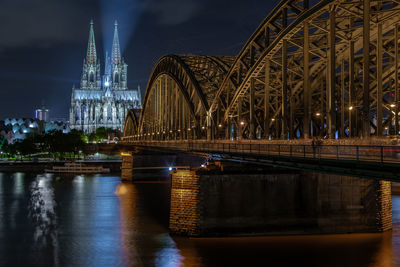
left=69, top=20, right=141, bottom=133
left=0, top=118, right=70, bottom=144
left=35, top=105, right=49, bottom=122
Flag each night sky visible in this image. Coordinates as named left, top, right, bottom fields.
left=0, top=0, right=280, bottom=120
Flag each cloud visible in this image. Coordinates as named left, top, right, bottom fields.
left=0, top=0, right=93, bottom=49
left=146, top=0, right=202, bottom=25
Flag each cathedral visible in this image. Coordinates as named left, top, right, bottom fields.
left=69, top=20, right=141, bottom=133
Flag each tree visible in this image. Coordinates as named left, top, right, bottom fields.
left=15, top=138, right=37, bottom=159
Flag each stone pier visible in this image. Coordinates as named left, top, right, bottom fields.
left=121, top=152, right=134, bottom=181
left=169, top=168, right=392, bottom=236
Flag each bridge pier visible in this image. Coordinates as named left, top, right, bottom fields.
left=169, top=166, right=392, bottom=236
left=121, top=152, right=134, bottom=181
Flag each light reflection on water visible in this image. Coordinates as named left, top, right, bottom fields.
left=28, top=174, right=59, bottom=266
left=0, top=172, right=399, bottom=266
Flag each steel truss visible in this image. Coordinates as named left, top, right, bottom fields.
left=125, top=0, right=400, bottom=141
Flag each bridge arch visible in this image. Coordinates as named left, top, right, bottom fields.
left=123, top=109, right=140, bottom=138
left=124, top=0, right=400, bottom=142
left=210, top=0, right=400, bottom=140
left=132, top=54, right=234, bottom=140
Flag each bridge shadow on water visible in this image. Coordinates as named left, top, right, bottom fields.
left=0, top=172, right=398, bottom=266
left=119, top=175, right=399, bottom=267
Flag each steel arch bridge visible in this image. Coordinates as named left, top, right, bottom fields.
left=124, top=0, right=400, bottom=141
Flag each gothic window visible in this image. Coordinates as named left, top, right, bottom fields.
left=107, top=104, right=112, bottom=121
left=75, top=106, right=80, bottom=122
left=89, top=71, right=94, bottom=83
left=82, top=105, right=86, bottom=121
left=114, top=72, right=119, bottom=83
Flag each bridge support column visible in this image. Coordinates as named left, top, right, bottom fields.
left=170, top=167, right=392, bottom=236
left=121, top=152, right=133, bottom=181
left=362, top=0, right=371, bottom=138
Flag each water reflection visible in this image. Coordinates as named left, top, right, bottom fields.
left=0, top=172, right=400, bottom=266
left=28, top=174, right=59, bottom=266
left=154, top=234, right=183, bottom=267
left=116, top=183, right=141, bottom=266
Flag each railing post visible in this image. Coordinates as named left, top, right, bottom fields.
left=278, top=144, right=281, bottom=156
left=380, top=146, right=383, bottom=163
left=336, top=145, right=339, bottom=160
left=304, top=145, right=306, bottom=158
left=356, top=146, right=359, bottom=161
left=290, top=145, right=292, bottom=157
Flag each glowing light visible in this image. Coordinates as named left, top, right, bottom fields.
left=240, top=121, right=244, bottom=125
left=178, top=129, right=181, bottom=132
left=169, top=167, right=172, bottom=171
left=271, top=118, right=275, bottom=121
left=385, top=127, right=389, bottom=130
left=218, top=124, right=222, bottom=128
left=391, top=104, right=396, bottom=108
left=316, top=113, right=321, bottom=116
left=349, top=106, right=353, bottom=110
left=201, top=164, right=205, bottom=168
left=187, top=128, right=191, bottom=131
left=105, top=81, right=109, bottom=87
left=121, top=152, right=131, bottom=156
left=201, top=126, right=205, bottom=130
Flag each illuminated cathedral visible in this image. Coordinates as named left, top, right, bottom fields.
left=69, top=20, right=141, bottom=133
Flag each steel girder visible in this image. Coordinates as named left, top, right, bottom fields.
left=210, top=0, right=400, bottom=140
left=124, top=0, right=400, bottom=141
left=123, top=109, right=139, bottom=137
left=133, top=55, right=234, bottom=140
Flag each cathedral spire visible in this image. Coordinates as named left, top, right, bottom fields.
left=111, top=20, right=121, bottom=65
left=86, top=19, right=97, bottom=64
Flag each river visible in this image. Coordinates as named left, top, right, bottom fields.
left=0, top=172, right=398, bottom=266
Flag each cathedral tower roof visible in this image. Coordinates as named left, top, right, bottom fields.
left=86, top=19, right=97, bottom=64
left=111, top=20, right=121, bottom=65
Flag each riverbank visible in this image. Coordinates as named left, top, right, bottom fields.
left=0, top=160, right=122, bottom=173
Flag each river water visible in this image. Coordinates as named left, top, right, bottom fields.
left=0, top=172, right=399, bottom=267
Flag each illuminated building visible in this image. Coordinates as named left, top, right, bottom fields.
left=35, top=105, right=49, bottom=122
left=69, top=20, right=141, bottom=133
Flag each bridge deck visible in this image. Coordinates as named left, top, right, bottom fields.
left=121, top=140, right=400, bottom=180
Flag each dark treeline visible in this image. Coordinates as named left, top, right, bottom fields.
left=0, top=127, right=120, bottom=160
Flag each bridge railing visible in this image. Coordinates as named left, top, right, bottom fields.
left=123, top=139, right=400, bottom=164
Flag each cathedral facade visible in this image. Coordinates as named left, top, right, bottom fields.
left=69, top=20, right=141, bottom=133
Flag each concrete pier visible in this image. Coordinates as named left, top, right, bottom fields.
left=169, top=168, right=392, bottom=236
